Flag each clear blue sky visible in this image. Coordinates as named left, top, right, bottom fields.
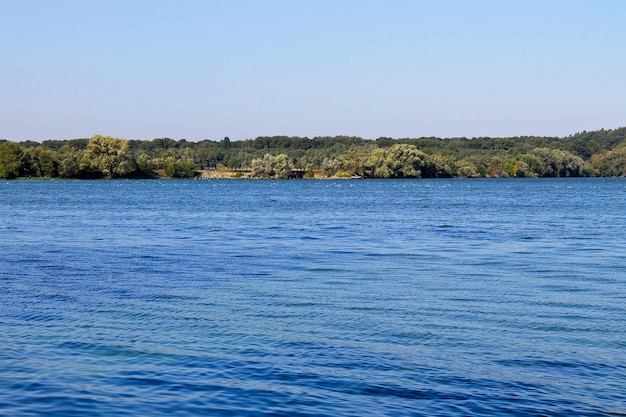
left=1, top=0, right=625, bottom=141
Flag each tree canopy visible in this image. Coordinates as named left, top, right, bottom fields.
left=2, top=127, right=626, bottom=179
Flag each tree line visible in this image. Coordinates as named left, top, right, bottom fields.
left=1, top=127, right=626, bottom=179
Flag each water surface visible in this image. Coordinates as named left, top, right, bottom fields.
left=1, top=179, right=625, bottom=416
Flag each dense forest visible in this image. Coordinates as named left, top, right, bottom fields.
left=1, top=127, right=626, bottom=179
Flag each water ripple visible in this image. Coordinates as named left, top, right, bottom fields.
left=1, top=179, right=626, bottom=416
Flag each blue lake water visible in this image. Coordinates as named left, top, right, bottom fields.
left=1, top=178, right=625, bottom=416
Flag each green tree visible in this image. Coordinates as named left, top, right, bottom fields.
left=226, top=157, right=240, bottom=169
left=165, top=160, right=197, bottom=178
left=250, top=153, right=293, bottom=178
left=21, top=146, right=42, bottom=177
left=363, top=144, right=427, bottom=178
left=136, top=153, right=156, bottom=173
left=456, top=160, right=480, bottom=177
left=384, top=144, right=427, bottom=177
left=0, top=142, right=25, bottom=179
left=425, top=154, right=455, bottom=178
left=590, top=147, right=626, bottom=176
left=342, top=145, right=375, bottom=177
left=321, top=157, right=342, bottom=177
left=526, top=148, right=586, bottom=177
left=251, top=154, right=275, bottom=177
left=220, top=136, right=231, bottom=149
left=38, top=148, right=59, bottom=177
left=84, top=135, right=135, bottom=178
left=273, top=154, right=293, bottom=179
left=365, top=148, right=391, bottom=178
left=58, top=146, right=84, bottom=178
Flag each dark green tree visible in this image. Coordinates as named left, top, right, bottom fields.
left=0, top=142, right=25, bottom=179
left=165, top=160, right=197, bottom=178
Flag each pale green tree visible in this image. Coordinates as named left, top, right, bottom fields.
left=250, top=153, right=293, bottom=178
left=136, top=153, right=156, bottom=172
left=363, top=148, right=389, bottom=178
left=456, top=160, right=480, bottom=178
left=84, top=135, right=135, bottom=177
left=251, top=153, right=275, bottom=177
left=341, top=145, right=376, bottom=177
left=363, top=144, right=427, bottom=178
left=273, top=154, right=293, bottom=179
left=321, top=157, right=342, bottom=177
left=487, top=156, right=506, bottom=177
left=384, top=144, right=427, bottom=178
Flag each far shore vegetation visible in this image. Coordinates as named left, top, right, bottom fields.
left=1, top=127, right=626, bottom=180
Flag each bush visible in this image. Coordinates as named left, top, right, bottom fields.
left=165, top=161, right=197, bottom=178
